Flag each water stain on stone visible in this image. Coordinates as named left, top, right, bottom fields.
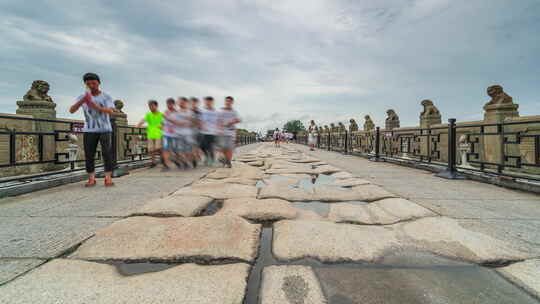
left=97, top=261, right=177, bottom=276
left=282, top=275, right=309, bottom=304
left=198, top=200, right=223, bottom=216
left=291, top=202, right=330, bottom=217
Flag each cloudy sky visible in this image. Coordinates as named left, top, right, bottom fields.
left=1, top=0, right=539, bottom=132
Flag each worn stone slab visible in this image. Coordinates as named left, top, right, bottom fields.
left=273, top=217, right=532, bottom=264
left=261, top=266, right=327, bottom=304
left=322, top=178, right=371, bottom=187
left=0, top=259, right=45, bottom=285
left=273, top=220, right=399, bottom=263
left=217, top=198, right=297, bottom=221
left=0, top=259, right=249, bottom=304
left=258, top=185, right=314, bottom=201
left=131, top=195, right=214, bottom=217
left=0, top=217, right=116, bottom=259
left=194, top=178, right=258, bottom=186
left=206, top=163, right=263, bottom=180
left=313, top=165, right=341, bottom=174
left=246, top=160, right=264, bottom=167
left=402, top=217, right=533, bottom=264
left=313, top=184, right=396, bottom=202
left=173, top=183, right=258, bottom=199
left=498, top=259, right=540, bottom=298
left=70, top=216, right=261, bottom=263
left=329, top=198, right=436, bottom=225
left=330, top=171, right=355, bottom=179
left=265, top=168, right=315, bottom=175
left=294, top=210, right=326, bottom=221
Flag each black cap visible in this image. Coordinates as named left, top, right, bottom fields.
left=83, top=72, right=100, bottom=83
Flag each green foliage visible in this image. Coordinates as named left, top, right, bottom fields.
left=283, top=120, right=306, bottom=133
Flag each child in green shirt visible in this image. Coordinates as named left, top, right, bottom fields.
left=137, top=100, right=164, bottom=167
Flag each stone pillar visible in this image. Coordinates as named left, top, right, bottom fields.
left=112, top=100, right=128, bottom=161
left=16, top=80, right=58, bottom=172
left=481, top=85, right=519, bottom=169
left=419, top=99, right=442, bottom=128
left=385, top=109, right=400, bottom=130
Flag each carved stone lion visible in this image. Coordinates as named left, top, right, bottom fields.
left=363, top=115, right=375, bottom=131
left=349, top=119, right=358, bottom=132
left=23, top=80, right=53, bottom=102
left=420, top=100, right=440, bottom=118
left=324, top=125, right=330, bottom=132
left=330, top=123, right=337, bottom=132
left=385, top=109, right=400, bottom=129
left=114, top=99, right=125, bottom=113
left=338, top=122, right=346, bottom=132
left=485, top=85, right=513, bottom=106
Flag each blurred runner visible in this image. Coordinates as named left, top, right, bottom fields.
left=177, top=97, right=196, bottom=168
left=190, top=97, right=202, bottom=167
left=136, top=100, right=163, bottom=168
left=200, top=96, right=218, bottom=165
left=273, top=128, right=280, bottom=147
left=218, top=96, right=241, bottom=168
left=161, top=98, right=180, bottom=171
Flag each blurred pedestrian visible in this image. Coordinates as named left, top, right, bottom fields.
left=218, top=96, right=241, bottom=168
left=136, top=100, right=163, bottom=168
left=200, top=96, right=218, bottom=165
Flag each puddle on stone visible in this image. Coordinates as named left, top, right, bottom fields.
left=255, top=180, right=266, bottom=188
left=198, top=200, right=223, bottom=216
left=244, top=231, right=539, bottom=304
left=98, top=261, right=177, bottom=276
left=314, top=174, right=336, bottom=184
left=291, top=201, right=330, bottom=217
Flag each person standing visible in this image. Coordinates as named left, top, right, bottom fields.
left=69, top=73, right=115, bottom=187
left=308, top=120, right=317, bottom=151
left=273, top=128, right=280, bottom=147
left=218, top=96, right=241, bottom=168
left=136, top=100, right=163, bottom=168
left=200, top=96, right=218, bottom=165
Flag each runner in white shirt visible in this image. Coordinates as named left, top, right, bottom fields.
left=218, top=96, right=241, bottom=168
left=200, top=96, right=219, bottom=165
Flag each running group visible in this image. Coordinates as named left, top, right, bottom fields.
left=70, top=72, right=241, bottom=187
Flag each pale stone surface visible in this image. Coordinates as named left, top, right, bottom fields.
left=173, top=183, right=258, bottom=199
left=0, top=259, right=249, bottom=304
left=261, top=266, right=327, bottom=304
left=70, top=216, right=261, bottom=263
left=273, top=217, right=533, bottom=264
left=0, top=259, right=44, bottom=285
left=258, top=184, right=314, bottom=201
left=273, top=220, right=399, bottom=263
left=131, top=195, right=214, bottom=217
left=329, top=198, right=436, bottom=225
left=313, top=184, right=396, bottom=202
left=266, top=168, right=315, bottom=175
left=402, top=217, right=533, bottom=264
left=194, top=178, right=258, bottom=186
left=330, top=171, right=355, bottom=179
left=217, top=198, right=297, bottom=221
left=313, top=165, right=341, bottom=174
left=322, top=178, right=370, bottom=187
left=247, top=160, right=264, bottom=167
left=294, top=210, right=326, bottom=221
left=206, top=163, right=263, bottom=180
left=498, top=259, right=540, bottom=298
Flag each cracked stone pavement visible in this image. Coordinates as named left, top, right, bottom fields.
left=1, top=143, right=539, bottom=303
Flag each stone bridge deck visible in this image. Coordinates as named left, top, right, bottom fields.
left=0, top=143, right=539, bottom=303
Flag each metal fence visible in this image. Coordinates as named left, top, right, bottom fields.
left=0, top=114, right=257, bottom=183
left=297, top=118, right=540, bottom=181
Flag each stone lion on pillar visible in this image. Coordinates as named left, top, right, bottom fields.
left=114, top=99, right=125, bottom=113
left=338, top=122, right=346, bottom=132
left=385, top=109, right=400, bottom=129
left=349, top=119, right=358, bottom=132
left=484, top=85, right=513, bottom=106
left=324, top=125, right=330, bottom=132
left=330, top=123, right=337, bottom=132
left=23, top=80, right=53, bottom=102
left=364, top=115, right=375, bottom=131
left=420, top=100, right=440, bottom=118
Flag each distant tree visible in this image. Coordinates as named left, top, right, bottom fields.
left=283, top=120, right=306, bottom=133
